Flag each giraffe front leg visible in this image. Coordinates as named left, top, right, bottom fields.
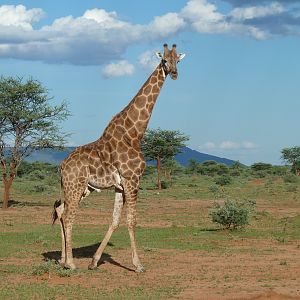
left=126, top=194, right=145, bottom=273
left=88, top=189, right=124, bottom=270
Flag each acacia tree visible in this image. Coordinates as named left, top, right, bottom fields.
left=0, top=76, right=70, bottom=209
left=141, top=128, right=189, bottom=189
left=281, top=146, right=300, bottom=176
left=162, top=158, right=182, bottom=180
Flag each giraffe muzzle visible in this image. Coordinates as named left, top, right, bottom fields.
left=170, top=72, right=178, bottom=80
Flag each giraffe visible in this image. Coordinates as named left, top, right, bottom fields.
left=52, top=43, right=185, bottom=272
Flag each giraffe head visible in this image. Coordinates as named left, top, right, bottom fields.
left=156, top=43, right=185, bottom=80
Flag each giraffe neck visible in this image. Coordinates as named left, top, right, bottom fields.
left=101, top=63, right=166, bottom=145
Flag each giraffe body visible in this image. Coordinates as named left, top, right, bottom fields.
left=54, top=44, right=185, bottom=271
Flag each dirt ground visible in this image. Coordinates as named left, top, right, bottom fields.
left=1, top=197, right=300, bottom=300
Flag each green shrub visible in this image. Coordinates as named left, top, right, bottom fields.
left=160, top=180, right=171, bottom=189
left=271, top=166, right=289, bottom=176
left=27, top=170, right=46, bottom=180
left=18, top=161, right=59, bottom=178
left=32, top=260, right=53, bottom=276
left=200, top=161, right=230, bottom=177
left=283, top=173, right=298, bottom=183
left=32, top=260, right=74, bottom=277
left=17, top=161, right=34, bottom=177
left=209, top=199, right=255, bottom=229
left=20, top=181, right=57, bottom=194
left=230, top=169, right=241, bottom=177
left=214, top=175, right=232, bottom=186
left=31, top=184, right=46, bottom=193
left=208, top=184, right=219, bottom=194
left=253, top=170, right=268, bottom=178
left=251, top=162, right=272, bottom=172
left=285, top=184, right=297, bottom=193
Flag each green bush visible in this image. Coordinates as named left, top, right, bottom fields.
left=214, top=175, right=232, bottom=186
left=208, top=185, right=219, bottom=194
left=209, top=199, right=255, bottom=229
left=31, top=184, right=46, bottom=193
left=27, top=170, right=46, bottom=180
left=285, top=184, right=297, bottom=193
left=271, top=166, right=289, bottom=176
left=17, top=161, right=34, bottom=177
left=251, top=162, right=272, bottom=172
left=32, top=260, right=74, bottom=277
left=250, top=162, right=273, bottom=178
left=283, top=173, right=298, bottom=183
left=160, top=180, right=171, bottom=189
left=230, top=169, right=241, bottom=177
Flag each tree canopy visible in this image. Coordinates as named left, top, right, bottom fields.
left=281, top=146, right=300, bottom=176
left=141, top=128, right=189, bottom=189
left=0, top=76, right=70, bottom=208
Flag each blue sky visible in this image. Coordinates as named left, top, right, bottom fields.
left=1, top=0, right=300, bottom=165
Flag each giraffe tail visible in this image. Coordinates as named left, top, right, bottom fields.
left=52, top=199, right=63, bottom=225
left=52, top=171, right=65, bottom=225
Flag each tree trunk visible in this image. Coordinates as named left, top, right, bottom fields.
left=156, top=156, right=162, bottom=190
left=167, top=170, right=172, bottom=181
left=2, top=178, right=13, bottom=209
left=164, top=169, right=171, bottom=180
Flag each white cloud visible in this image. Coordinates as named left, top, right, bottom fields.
left=147, top=12, right=185, bottom=37
left=0, top=4, right=44, bottom=29
left=220, top=140, right=240, bottom=150
left=0, top=6, right=140, bottom=65
left=180, top=0, right=227, bottom=34
left=181, top=0, right=224, bottom=23
left=0, top=2, right=298, bottom=65
left=242, top=141, right=257, bottom=149
left=248, top=26, right=269, bottom=40
left=199, top=142, right=216, bottom=150
left=138, top=50, right=160, bottom=70
left=82, top=8, right=128, bottom=29
left=200, top=140, right=257, bottom=151
left=102, top=60, right=135, bottom=78
left=229, top=2, right=285, bottom=21
left=0, top=5, right=184, bottom=65
left=179, top=0, right=279, bottom=39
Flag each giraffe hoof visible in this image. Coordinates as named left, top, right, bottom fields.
left=135, top=265, right=145, bottom=273
left=58, top=259, right=65, bottom=266
left=88, top=263, right=98, bottom=270
left=64, top=263, right=76, bottom=270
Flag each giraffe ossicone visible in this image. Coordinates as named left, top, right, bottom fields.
left=52, top=43, right=185, bottom=272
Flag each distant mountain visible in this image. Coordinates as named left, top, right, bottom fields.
left=175, top=146, right=236, bottom=166
left=25, top=148, right=76, bottom=164
left=25, top=146, right=236, bottom=166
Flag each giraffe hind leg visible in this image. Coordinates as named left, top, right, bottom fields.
left=52, top=200, right=66, bottom=266
left=62, top=199, right=80, bottom=270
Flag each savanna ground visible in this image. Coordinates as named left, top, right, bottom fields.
left=1, top=167, right=300, bottom=300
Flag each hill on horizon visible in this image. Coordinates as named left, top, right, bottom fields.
left=175, top=146, right=236, bottom=166
left=25, top=146, right=236, bottom=166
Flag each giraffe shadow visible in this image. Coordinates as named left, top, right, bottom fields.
left=42, top=242, right=135, bottom=272
left=1, top=199, right=50, bottom=208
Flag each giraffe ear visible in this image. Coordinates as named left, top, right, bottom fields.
left=178, top=53, right=186, bottom=61
left=155, top=52, right=163, bottom=59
